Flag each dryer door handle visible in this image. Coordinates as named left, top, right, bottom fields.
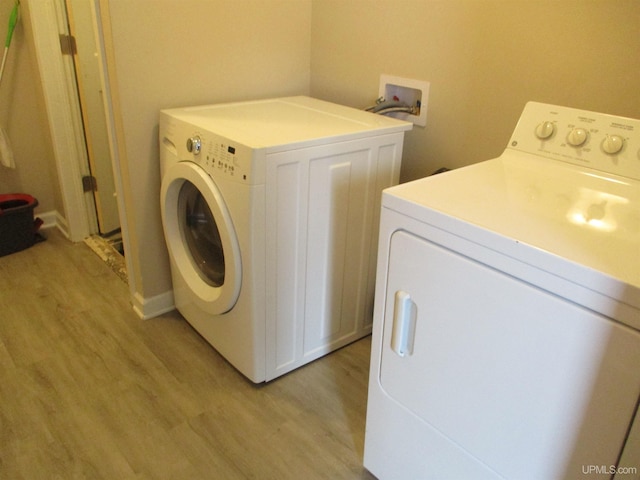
left=390, top=290, right=417, bottom=357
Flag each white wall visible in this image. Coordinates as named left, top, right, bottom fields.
left=18, top=0, right=638, bottom=317
left=101, top=0, right=311, bottom=314
left=310, top=0, right=640, bottom=182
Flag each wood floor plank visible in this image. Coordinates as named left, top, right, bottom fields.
left=0, top=229, right=376, bottom=479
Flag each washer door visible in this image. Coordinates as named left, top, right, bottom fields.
left=161, top=161, right=241, bottom=314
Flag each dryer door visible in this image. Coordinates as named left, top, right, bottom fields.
left=378, top=229, right=640, bottom=479
left=161, top=161, right=241, bottom=314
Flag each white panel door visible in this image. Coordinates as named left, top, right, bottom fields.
left=265, top=134, right=404, bottom=380
left=304, top=148, right=373, bottom=351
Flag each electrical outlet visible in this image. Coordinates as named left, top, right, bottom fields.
left=378, top=74, right=430, bottom=127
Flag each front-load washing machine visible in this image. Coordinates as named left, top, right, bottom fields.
left=364, top=102, right=640, bottom=479
left=160, top=96, right=411, bottom=382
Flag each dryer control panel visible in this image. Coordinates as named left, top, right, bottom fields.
left=508, top=102, right=640, bottom=181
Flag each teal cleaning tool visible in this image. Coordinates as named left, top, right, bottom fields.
left=0, top=0, right=19, bottom=168
left=0, top=0, right=19, bottom=86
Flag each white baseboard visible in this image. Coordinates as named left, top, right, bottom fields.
left=38, top=210, right=70, bottom=238
left=38, top=209, right=64, bottom=230
left=132, top=290, right=175, bottom=320
left=39, top=209, right=175, bottom=320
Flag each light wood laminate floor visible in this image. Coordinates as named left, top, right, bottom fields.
left=0, top=229, right=376, bottom=479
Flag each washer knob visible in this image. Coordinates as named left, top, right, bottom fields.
left=601, top=134, right=624, bottom=155
left=187, top=136, right=202, bottom=155
left=567, top=127, right=588, bottom=147
left=535, top=121, right=555, bottom=139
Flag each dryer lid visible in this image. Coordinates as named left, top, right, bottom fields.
left=382, top=151, right=640, bottom=312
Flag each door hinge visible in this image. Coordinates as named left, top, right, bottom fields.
left=82, top=175, right=98, bottom=192
left=59, top=34, right=77, bottom=55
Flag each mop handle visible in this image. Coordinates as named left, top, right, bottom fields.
left=5, top=1, right=19, bottom=48
left=0, top=1, right=19, bottom=84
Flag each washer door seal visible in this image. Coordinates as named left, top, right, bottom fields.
left=161, top=161, right=241, bottom=314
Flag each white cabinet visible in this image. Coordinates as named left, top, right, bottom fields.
left=265, top=133, right=404, bottom=380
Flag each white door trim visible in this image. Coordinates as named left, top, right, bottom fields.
left=30, top=0, right=143, bottom=317
left=29, top=0, right=95, bottom=241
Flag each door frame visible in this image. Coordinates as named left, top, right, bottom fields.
left=30, top=0, right=136, bottom=296
left=66, top=0, right=121, bottom=234
left=29, top=0, right=94, bottom=241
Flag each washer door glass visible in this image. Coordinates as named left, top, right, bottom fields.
left=180, top=181, right=225, bottom=287
left=161, top=160, right=241, bottom=315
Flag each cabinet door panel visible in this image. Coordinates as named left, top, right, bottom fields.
left=265, top=134, right=404, bottom=379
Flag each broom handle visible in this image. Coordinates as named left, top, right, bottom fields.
left=5, top=1, right=19, bottom=49
left=0, top=48, right=7, bottom=86
left=0, top=2, right=19, bottom=85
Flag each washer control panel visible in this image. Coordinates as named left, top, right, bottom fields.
left=186, top=131, right=255, bottom=184
left=508, top=102, right=640, bottom=181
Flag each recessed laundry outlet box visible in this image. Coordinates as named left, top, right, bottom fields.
left=0, top=193, right=39, bottom=257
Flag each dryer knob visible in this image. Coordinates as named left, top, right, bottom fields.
left=567, top=127, right=588, bottom=147
left=535, top=121, right=555, bottom=140
left=601, top=134, right=624, bottom=155
left=187, top=136, right=202, bottom=155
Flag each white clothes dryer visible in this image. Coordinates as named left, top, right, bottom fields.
left=364, top=102, right=640, bottom=479
left=160, top=96, right=411, bottom=382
